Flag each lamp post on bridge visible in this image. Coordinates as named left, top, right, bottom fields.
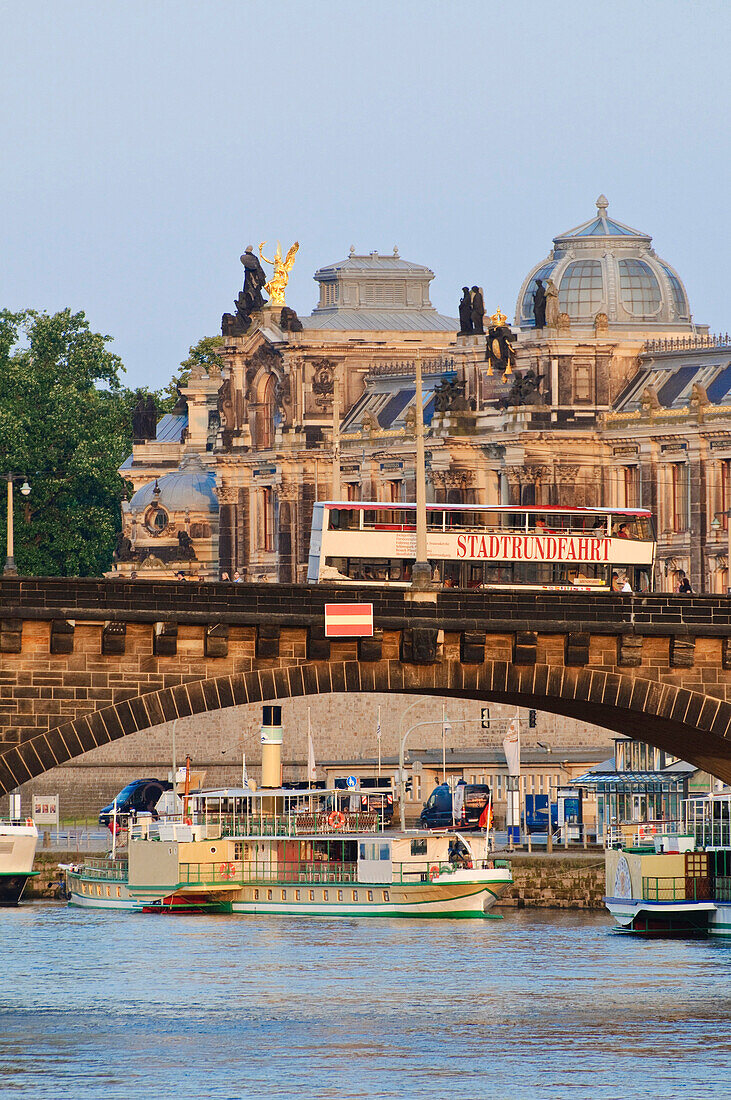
left=411, top=352, right=431, bottom=589
left=4, top=474, right=31, bottom=576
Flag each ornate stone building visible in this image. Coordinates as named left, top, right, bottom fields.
left=113, top=198, right=731, bottom=594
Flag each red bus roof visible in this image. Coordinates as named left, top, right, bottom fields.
left=319, top=501, right=653, bottom=517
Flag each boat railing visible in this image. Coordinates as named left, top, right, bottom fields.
left=642, top=876, right=711, bottom=902
left=197, top=812, right=381, bottom=838
left=715, top=876, right=731, bottom=902
left=179, top=859, right=359, bottom=886
left=393, top=858, right=510, bottom=884
left=76, top=857, right=129, bottom=882
left=605, top=820, right=683, bottom=849
left=690, top=824, right=731, bottom=849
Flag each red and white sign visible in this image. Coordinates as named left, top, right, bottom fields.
left=325, top=603, right=374, bottom=638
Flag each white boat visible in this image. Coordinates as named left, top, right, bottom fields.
left=66, top=795, right=512, bottom=919
left=66, top=709, right=511, bottom=919
left=0, top=819, right=39, bottom=906
left=604, top=789, right=731, bottom=936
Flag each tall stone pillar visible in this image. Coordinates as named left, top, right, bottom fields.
left=277, top=481, right=299, bottom=582
left=217, top=486, right=238, bottom=579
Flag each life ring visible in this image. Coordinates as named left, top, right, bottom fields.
left=429, top=864, right=440, bottom=881
left=25, top=818, right=33, bottom=827
left=328, top=810, right=346, bottom=830
left=219, top=862, right=236, bottom=880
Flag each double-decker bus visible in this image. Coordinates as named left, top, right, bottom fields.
left=307, top=502, right=656, bottom=592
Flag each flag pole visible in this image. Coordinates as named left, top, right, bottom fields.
left=442, top=703, right=446, bottom=785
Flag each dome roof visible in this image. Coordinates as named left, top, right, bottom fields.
left=129, top=453, right=219, bottom=514
left=515, top=196, right=692, bottom=331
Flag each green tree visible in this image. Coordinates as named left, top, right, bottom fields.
left=163, top=335, right=223, bottom=404
left=0, top=308, right=131, bottom=576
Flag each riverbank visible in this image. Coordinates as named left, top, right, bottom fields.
left=495, top=852, right=604, bottom=909
left=26, top=851, right=606, bottom=909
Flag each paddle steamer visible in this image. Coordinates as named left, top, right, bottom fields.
left=66, top=708, right=511, bottom=919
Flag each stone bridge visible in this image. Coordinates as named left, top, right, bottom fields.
left=2, top=577, right=731, bottom=793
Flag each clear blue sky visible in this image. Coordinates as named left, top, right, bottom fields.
left=1, top=0, right=729, bottom=389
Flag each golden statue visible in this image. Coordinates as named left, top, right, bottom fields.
left=258, top=240, right=299, bottom=305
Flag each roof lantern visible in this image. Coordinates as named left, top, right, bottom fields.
left=515, top=196, right=693, bottom=332
left=302, top=248, right=457, bottom=332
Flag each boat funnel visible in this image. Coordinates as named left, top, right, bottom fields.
left=260, top=705, right=283, bottom=789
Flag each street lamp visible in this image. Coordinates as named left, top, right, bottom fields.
left=712, top=511, right=731, bottom=594
left=4, top=474, right=31, bottom=576
left=411, top=353, right=431, bottom=589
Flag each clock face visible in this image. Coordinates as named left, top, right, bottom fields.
left=614, top=855, right=633, bottom=899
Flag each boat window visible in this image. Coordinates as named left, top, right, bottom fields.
left=383, top=890, right=389, bottom=902
left=337, top=890, right=343, bottom=901
left=359, top=843, right=367, bottom=859
left=267, top=889, right=273, bottom=900
left=295, top=890, right=301, bottom=901
left=254, top=889, right=259, bottom=900
left=309, top=890, right=315, bottom=901
left=116, top=887, right=121, bottom=898
left=367, top=890, right=374, bottom=902
left=380, top=844, right=390, bottom=860
left=323, top=890, right=329, bottom=901
left=411, top=839, right=427, bottom=855
left=281, top=890, right=286, bottom=901
left=352, top=891, right=358, bottom=902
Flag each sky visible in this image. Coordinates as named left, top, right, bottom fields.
left=1, top=0, right=730, bottom=390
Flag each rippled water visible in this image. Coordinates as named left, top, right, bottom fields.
left=1, top=905, right=730, bottom=1099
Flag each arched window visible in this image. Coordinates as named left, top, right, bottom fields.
left=618, top=260, right=661, bottom=319
left=145, top=505, right=169, bottom=535
left=255, top=374, right=277, bottom=450
left=558, top=260, right=603, bottom=319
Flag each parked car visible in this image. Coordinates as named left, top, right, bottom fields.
left=419, top=781, right=491, bottom=830
left=98, top=778, right=172, bottom=827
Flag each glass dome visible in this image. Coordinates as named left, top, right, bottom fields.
left=515, top=196, right=693, bottom=331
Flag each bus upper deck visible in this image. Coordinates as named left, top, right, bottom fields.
left=307, top=502, right=656, bottom=592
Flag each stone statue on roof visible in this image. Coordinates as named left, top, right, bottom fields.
left=545, top=279, right=559, bottom=327
left=458, top=287, right=473, bottom=335
left=533, top=279, right=547, bottom=328
left=471, top=286, right=485, bottom=335
left=240, top=246, right=267, bottom=314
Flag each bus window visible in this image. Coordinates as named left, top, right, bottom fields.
left=328, top=509, right=357, bottom=531
left=443, top=564, right=461, bottom=588
left=426, top=511, right=445, bottom=531
left=466, top=563, right=485, bottom=589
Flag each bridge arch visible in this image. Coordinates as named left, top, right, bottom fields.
left=1, top=659, right=731, bottom=793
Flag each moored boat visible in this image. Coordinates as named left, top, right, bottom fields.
left=66, top=708, right=512, bottom=919
left=604, top=788, right=731, bottom=936
left=0, top=819, right=39, bottom=906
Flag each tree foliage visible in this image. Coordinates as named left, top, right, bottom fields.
left=163, top=335, right=223, bottom=404
left=0, top=309, right=132, bottom=576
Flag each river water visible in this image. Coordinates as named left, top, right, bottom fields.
left=1, top=905, right=730, bottom=1099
